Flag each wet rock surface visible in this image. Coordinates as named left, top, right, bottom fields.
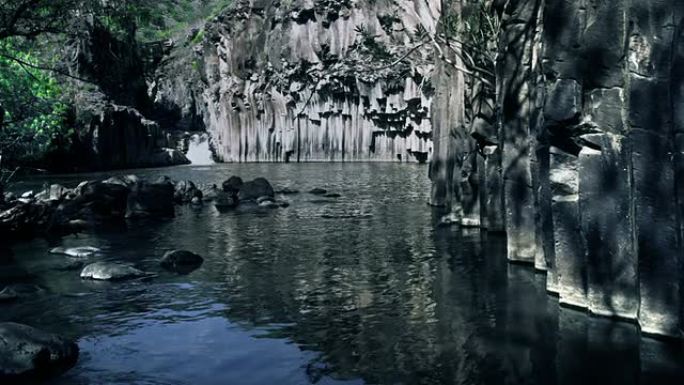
left=160, top=250, right=204, bottom=273
left=80, top=262, right=149, bottom=281
left=0, top=322, right=79, bottom=382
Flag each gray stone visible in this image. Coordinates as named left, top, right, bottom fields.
left=481, top=146, right=505, bottom=232
left=0, top=322, right=78, bottom=381
left=80, top=262, right=148, bottom=281
left=550, top=147, right=587, bottom=309
left=544, top=78, right=582, bottom=124
left=579, top=135, right=638, bottom=319
left=174, top=180, right=203, bottom=203
left=221, top=176, right=243, bottom=194
left=237, top=178, right=274, bottom=201
left=586, top=88, right=626, bottom=135
left=125, top=180, right=175, bottom=218
left=160, top=250, right=203, bottom=273
left=49, top=246, right=101, bottom=258
left=631, top=129, right=681, bottom=336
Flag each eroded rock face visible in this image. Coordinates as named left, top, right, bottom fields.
left=0, top=322, right=79, bottom=382
left=153, top=0, right=438, bottom=163
left=427, top=0, right=684, bottom=337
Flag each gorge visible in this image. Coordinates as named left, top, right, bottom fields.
left=2, top=0, right=684, bottom=384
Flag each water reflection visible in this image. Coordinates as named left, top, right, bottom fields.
left=3, top=163, right=684, bottom=384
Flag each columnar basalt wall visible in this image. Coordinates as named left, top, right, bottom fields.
left=430, top=0, right=684, bottom=338
left=155, top=0, right=440, bottom=163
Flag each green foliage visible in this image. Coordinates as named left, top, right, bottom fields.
left=0, top=39, right=71, bottom=166
left=97, top=0, right=235, bottom=42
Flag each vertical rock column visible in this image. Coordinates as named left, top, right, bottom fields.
left=550, top=147, right=587, bottom=308
left=498, top=0, right=542, bottom=263
left=429, top=57, right=462, bottom=208
left=577, top=0, right=640, bottom=321
left=674, top=3, right=684, bottom=337
left=579, top=134, right=638, bottom=319
left=628, top=0, right=682, bottom=337
left=540, top=0, right=586, bottom=294
left=480, top=145, right=506, bottom=231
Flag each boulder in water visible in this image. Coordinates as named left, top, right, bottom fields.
left=238, top=178, right=274, bottom=201
left=221, top=176, right=244, bottom=194
left=174, top=180, right=203, bottom=203
left=125, top=180, right=175, bottom=218
left=323, top=193, right=341, bottom=198
left=160, top=250, right=204, bottom=273
left=77, top=181, right=130, bottom=218
left=309, top=188, right=327, bottom=195
left=49, top=246, right=101, bottom=258
left=202, top=185, right=220, bottom=202
left=80, top=262, right=148, bottom=281
left=0, top=322, right=79, bottom=382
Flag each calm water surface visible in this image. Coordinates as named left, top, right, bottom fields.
left=4, top=163, right=684, bottom=385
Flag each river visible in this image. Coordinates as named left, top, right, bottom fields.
left=3, top=163, right=684, bottom=384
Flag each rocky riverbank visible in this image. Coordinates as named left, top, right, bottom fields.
left=0, top=172, right=330, bottom=242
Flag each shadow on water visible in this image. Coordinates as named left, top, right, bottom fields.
left=2, top=163, right=684, bottom=385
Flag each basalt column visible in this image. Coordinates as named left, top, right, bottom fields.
left=497, top=0, right=543, bottom=263
left=540, top=0, right=585, bottom=294
left=628, top=0, right=682, bottom=337
left=429, top=0, right=481, bottom=227
left=579, top=134, right=637, bottom=320
left=675, top=3, right=684, bottom=337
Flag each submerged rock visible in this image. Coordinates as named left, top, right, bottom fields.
left=309, top=188, right=327, bottom=195
left=0, top=322, right=79, bottom=382
left=215, top=191, right=238, bottom=210
left=323, top=193, right=341, bottom=198
left=80, top=262, right=148, bottom=281
left=160, top=250, right=204, bottom=273
left=49, top=246, right=101, bottom=258
left=0, top=284, right=46, bottom=303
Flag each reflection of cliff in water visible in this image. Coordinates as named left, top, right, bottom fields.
left=194, top=215, right=682, bottom=384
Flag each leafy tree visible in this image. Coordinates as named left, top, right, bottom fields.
left=0, top=38, right=70, bottom=167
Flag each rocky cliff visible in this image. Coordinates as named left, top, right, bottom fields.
left=63, top=22, right=190, bottom=171
left=153, top=0, right=440, bottom=162
left=430, top=0, right=684, bottom=338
